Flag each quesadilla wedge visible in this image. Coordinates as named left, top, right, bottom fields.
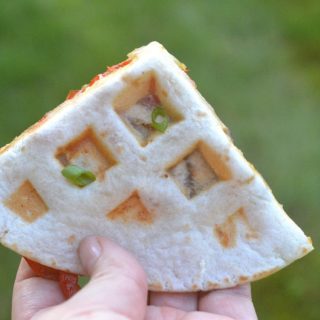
left=0, top=42, right=313, bottom=292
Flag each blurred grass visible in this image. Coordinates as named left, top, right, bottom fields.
left=0, top=0, right=319, bottom=319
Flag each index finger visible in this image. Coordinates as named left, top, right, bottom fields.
left=149, top=291, right=198, bottom=311
left=12, top=259, right=65, bottom=320
left=14, top=258, right=36, bottom=282
left=198, top=284, right=257, bottom=320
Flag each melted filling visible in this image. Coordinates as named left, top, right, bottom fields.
left=170, top=150, right=219, bottom=199
left=56, top=128, right=116, bottom=179
left=120, top=94, right=170, bottom=145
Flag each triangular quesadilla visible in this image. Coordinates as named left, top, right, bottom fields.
left=0, top=42, right=313, bottom=291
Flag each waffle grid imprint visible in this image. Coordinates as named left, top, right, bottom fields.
left=4, top=73, right=231, bottom=223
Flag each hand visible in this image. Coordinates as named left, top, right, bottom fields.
left=12, top=237, right=258, bottom=320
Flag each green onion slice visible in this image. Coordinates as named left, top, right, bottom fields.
left=61, top=164, right=96, bottom=187
left=151, top=107, right=169, bottom=133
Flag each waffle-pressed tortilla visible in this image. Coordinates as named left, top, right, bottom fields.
left=0, top=42, right=313, bottom=291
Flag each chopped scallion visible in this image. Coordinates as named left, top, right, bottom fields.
left=61, top=165, right=96, bottom=187
left=151, top=107, right=169, bottom=133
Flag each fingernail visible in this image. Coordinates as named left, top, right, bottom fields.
left=79, top=236, right=102, bottom=273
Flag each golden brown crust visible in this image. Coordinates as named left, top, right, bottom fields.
left=250, top=267, right=280, bottom=281
left=239, top=275, right=249, bottom=282
left=149, top=281, right=164, bottom=291
left=206, top=281, right=220, bottom=290
left=0, top=143, right=11, bottom=155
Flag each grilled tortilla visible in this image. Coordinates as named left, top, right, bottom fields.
left=0, top=42, right=313, bottom=291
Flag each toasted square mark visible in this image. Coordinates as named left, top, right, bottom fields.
left=168, top=142, right=232, bottom=199
left=107, top=191, right=153, bottom=224
left=4, top=180, right=48, bottom=223
left=113, top=74, right=183, bottom=146
left=214, top=207, right=258, bottom=248
left=56, top=127, right=117, bottom=180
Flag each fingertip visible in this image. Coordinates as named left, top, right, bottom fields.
left=79, top=236, right=147, bottom=289
left=199, top=283, right=257, bottom=320
left=74, top=237, right=148, bottom=320
left=79, top=236, right=102, bottom=275
left=15, top=258, right=36, bottom=283
left=149, top=292, right=198, bottom=312
left=13, top=263, right=66, bottom=320
left=217, top=283, right=252, bottom=298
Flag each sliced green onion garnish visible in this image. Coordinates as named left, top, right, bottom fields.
left=151, top=107, right=169, bottom=133
left=61, top=165, right=96, bottom=188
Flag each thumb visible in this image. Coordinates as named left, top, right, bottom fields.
left=65, top=237, right=148, bottom=320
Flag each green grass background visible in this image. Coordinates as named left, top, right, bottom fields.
left=0, top=1, right=319, bottom=319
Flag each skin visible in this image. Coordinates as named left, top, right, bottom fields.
left=12, top=237, right=258, bottom=320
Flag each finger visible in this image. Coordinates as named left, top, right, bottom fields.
left=146, top=306, right=234, bottom=320
left=14, top=258, right=36, bottom=282
left=149, top=292, right=198, bottom=311
left=65, top=236, right=148, bottom=320
left=198, top=284, right=257, bottom=320
left=12, top=259, right=65, bottom=320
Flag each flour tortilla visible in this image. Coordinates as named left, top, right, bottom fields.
left=0, top=42, right=313, bottom=291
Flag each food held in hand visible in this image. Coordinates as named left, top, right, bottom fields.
left=0, top=42, right=313, bottom=292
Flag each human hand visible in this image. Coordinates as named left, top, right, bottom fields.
left=12, top=237, right=258, bottom=320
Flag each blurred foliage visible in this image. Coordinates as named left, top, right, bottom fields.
left=0, top=1, right=319, bottom=319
